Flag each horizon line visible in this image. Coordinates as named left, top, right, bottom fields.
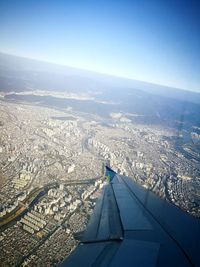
left=0, top=50, right=199, bottom=94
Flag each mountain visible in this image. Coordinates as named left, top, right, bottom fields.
left=0, top=52, right=200, bottom=104
left=1, top=52, right=200, bottom=133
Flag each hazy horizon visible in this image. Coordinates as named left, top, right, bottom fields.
left=0, top=2, right=200, bottom=266
left=1, top=51, right=200, bottom=95
left=0, top=0, right=200, bottom=92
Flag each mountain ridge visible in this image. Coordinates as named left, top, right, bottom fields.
left=0, top=52, right=200, bottom=104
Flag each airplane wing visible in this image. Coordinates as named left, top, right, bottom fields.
left=60, top=167, right=200, bottom=267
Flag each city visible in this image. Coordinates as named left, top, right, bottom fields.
left=0, top=95, right=199, bottom=266
left=1, top=0, right=200, bottom=265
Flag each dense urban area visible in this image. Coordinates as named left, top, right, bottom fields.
left=0, top=95, right=200, bottom=266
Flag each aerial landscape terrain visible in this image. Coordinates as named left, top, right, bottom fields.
left=0, top=0, right=200, bottom=265
left=0, top=53, right=200, bottom=266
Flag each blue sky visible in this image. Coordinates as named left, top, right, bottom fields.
left=0, top=0, right=200, bottom=92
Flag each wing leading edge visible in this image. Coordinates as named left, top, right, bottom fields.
left=61, top=167, right=200, bottom=267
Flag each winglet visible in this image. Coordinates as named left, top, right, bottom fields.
left=105, top=166, right=116, bottom=183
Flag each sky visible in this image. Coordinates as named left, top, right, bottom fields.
left=0, top=0, right=200, bottom=92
